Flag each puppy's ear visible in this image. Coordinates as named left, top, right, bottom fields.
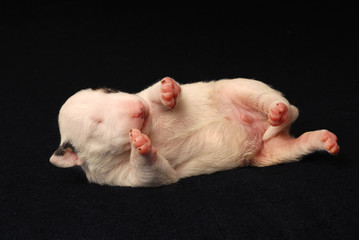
left=50, top=142, right=83, bottom=168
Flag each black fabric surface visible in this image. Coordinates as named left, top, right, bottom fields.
left=1, top=3, right=358, bottom=239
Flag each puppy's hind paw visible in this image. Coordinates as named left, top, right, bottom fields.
left=321, top=130, right=340, bottom=155
left=269, top=102, right=289, bottom=127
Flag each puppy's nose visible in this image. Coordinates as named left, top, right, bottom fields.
left=133, top=107, right=145, bottom=119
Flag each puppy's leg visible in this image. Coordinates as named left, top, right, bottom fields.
left=252, top=130, right=339, bottom=167
left=220, top=79, right=299, bottom=140
left=138, top=77, right=181, bottom=109
left=127, top=129, right=178, bottom=187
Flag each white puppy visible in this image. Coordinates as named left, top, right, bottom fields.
left=50, top=77, right=339, bottom=187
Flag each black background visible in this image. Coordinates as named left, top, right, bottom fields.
left=1, top=2, right=358, bottom=239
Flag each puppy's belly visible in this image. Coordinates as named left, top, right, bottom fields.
left=218, top=94, right=268, bottom=142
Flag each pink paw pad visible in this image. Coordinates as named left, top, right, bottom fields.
left=321, top=131, right=339, bottom=155
left=129, top=129, right=157, bottom=155
left=160, top=77, right=181, bottom=108
left=269, top=102, right=289, bottom=126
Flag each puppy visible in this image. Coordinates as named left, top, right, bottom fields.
left=50, top=77, right=339, bottom=187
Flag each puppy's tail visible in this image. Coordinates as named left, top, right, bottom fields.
left=262, top=125, right=286, bottom=141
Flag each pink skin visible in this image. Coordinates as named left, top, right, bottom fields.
left=295, top=130, right=340, bottom=155
left=129, top=128, right=157, bottom=155
left=130, top=100, right=149, bottom=132
left=269, top=102, right=289, bottom=126
left=160, top=77, right=181, bottom=108
left=321, top=130, right=340, bottom=154
left=132, top=106, right=146, bottom=119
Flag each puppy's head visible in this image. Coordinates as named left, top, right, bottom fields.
left=50, top=88, right=148, bottom=168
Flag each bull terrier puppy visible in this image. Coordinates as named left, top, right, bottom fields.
left=50, top=77, right=339, bottom=187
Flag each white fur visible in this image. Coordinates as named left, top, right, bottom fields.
left=50, top=78, right=339, bottom=187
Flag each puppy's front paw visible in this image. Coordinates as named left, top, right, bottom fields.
left=160, top=77, right=181, bottom=108
left=129, top=129, right=157, bottom=155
